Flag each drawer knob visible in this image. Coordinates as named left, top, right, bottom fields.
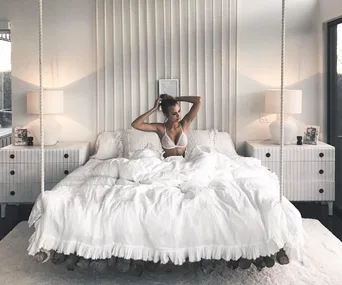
left=319, top=169, right=324, bottom=174
left=10, top=191, right=15, bottom=196
left=319, top=152, right=324, bottom=158
left=64, top=170, right=69, bottom=175
left=10, top=154, right=15, bottom=159
left=319, top=188, right=324, bottom=194
left=10, top=170, right=15, bottom=175
left=64, top=154, right=69, bottom=159
left=266, top=152, right=271, bottom=158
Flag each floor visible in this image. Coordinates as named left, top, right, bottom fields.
left=1, top=202, right=342, bottom=242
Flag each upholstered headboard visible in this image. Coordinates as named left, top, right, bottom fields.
left=92, top=129, right=237, bottom=160
left=95, top=1, right=236, bottom=142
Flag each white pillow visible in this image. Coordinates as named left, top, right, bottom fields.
left=91, top=131, right=124, bottom=160
left=187, top=129, right=215, bottom=152
left=122, top=129, right=163, bottom=158
left=214, top=130, right=237, bottom=156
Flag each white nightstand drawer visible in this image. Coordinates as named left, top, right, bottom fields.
left=44, top=163, right=80, bottom=182
left=0, top=162, right=81, bottom=184
left=0, top=164, right=40, bottom=183
left=0, top=149, right=40, bottom=163
left=0, top=142, right=90, bottom=164
left=1, top=183, right=35, bottom=203
left=284, top=181, right=335, bottom=201
left=44, top=149, right=82, bottom=163
left=246, top=141, right=335, bottom=162
left=0, top=149, right=82, bottom=163
left=0, top=181, right=57, bottom=202
left=264, top=161, right=335, bottom=181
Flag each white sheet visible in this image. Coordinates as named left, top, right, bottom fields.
left=28, top=146, right=305, bottom=265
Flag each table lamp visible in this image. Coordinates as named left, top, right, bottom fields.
left=27, top=90, right=64, bottom=146
left=264, top=89, right=302, bottom=144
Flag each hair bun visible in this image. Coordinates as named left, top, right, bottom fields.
left=160, top=95, right=178, bottom=115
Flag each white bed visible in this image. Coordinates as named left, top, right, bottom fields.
left=27, top=129, right=305, bottom=265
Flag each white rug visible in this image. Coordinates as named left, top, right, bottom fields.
left=0, top=219, right=342, bottom=285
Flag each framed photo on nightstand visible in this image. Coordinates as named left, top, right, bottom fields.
left=13, top=127, right=28, bottom=146
left=303, top=125, right=320, bottom=145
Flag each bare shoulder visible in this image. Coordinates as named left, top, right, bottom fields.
left=180, top=120, right=189, bottom=133
left=149, top=122, right=165, bottom=137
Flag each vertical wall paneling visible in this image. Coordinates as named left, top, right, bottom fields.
left=112, top=1, right=118, bottom=131
left=187, top=0, right=192, bottom=119
left=154, top=0, right=159, bottom=123
left=104, top=0, right=107, bottom=131
left=170, top=0, right=173, bottom=78
left=222, top=0, right=227, bottom=134
left=138, top=0, right=141, bottom=117
left=195, top=0, right=199, bottom=130
left=229, top=0, right=237, bottom=144
left=178, top=0, right=181, bottom=97
left=221, top=0, right=224, bottom=133
left=129, top=0, right=133, bottom=125
left=95, top=0, right=100, bottom=134
left=146, top=1, right=152, bottom=123
left=203, top=0, right=207, bottom=130
left=163, top=0, right=167, bottom=78
left=212, top=0, right=215, bottom=129
left=121, top=0, right=126, bottom=128
left=96, top=0, right=236, bottom=141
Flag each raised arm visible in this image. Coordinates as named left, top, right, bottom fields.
left=131, top=97, right=162, bottom=132
left=177, top=96, right=201, bottom=128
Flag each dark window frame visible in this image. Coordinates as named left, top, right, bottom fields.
left=327, top=17, right=342, bottom=145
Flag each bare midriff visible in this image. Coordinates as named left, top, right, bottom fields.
left=162, top=147, right=186, bottom=158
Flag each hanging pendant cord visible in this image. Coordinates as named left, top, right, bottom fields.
left=38, top=0, right=45, bottom=197
left=280, top=0, right=285, bottom=203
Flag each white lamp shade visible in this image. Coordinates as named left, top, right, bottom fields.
left=264, top=89, right=302, bottom=114
left=27, top=90, right=64, bottom=115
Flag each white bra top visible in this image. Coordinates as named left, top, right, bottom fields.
left=161, top=126, right=188, bottom=150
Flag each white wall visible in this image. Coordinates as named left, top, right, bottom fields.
left=0, top=0, right=97, bottom=143
left=320, top=1, right=342, bottom=22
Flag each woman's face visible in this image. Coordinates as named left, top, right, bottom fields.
left=166, top=104, right=181, bottom=122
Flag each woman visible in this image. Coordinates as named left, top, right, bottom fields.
left=131, top=94, right=201, bottom=158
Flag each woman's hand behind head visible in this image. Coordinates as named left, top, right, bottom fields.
left=153, top=96, right=162, bottom=110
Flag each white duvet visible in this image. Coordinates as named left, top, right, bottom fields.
left=28, top=146, right=305, bottom=265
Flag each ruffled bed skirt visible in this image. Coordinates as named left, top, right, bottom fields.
left=28, top=222, right=304, bottom=265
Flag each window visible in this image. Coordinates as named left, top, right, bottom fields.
left=0, top=31, right=11, bottom=128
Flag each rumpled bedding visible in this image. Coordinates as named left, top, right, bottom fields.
left=28, top=146, right=305, bottom=265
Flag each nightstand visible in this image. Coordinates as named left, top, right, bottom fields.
left=0, top=142, right=90, bottom=218
left=245, top=140, right=335, bottom=215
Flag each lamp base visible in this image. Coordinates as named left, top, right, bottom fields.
left=30, top=116, right=61, bottom=146
left=269, top=117, right=298, bottom=145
